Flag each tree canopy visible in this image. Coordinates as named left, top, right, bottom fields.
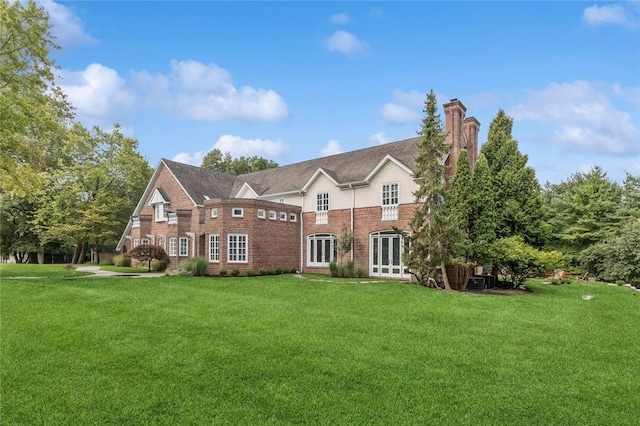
left=201, top=148, right=278, bottom=175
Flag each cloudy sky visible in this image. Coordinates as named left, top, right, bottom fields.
left=47, top=1, right=639, bottom=184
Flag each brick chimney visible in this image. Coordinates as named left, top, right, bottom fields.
left=443, top=99, right=467, bottom=182
left=463, top=116, right=480, bottom=171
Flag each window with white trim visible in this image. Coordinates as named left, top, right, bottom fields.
left=232, top=208, right=244, bottom=218
left=257, top=209, right=266, bottom=219
left=307, top=234, right=337, bottom=267
left=179, top=237, right=188, bottom=256
left=169, top=238, right=177, bottom=256
left=158, top=237, right=166, bottom=249
left=269, top=210, right=277, bottom=220
left=280, top=212, right=287, bottom=221
left=209, top=234, right=220, bottom=262
left=228, top=234, right=248, bottom=263
left=133, top=239, right=140, bottom=247
left=290, top=213, right=297, bottom=222
left=141, top=238, right=150, bottom=245
left=316, top=192, right=329, bottom=212
left=154, top=203, right=167, bottom=222
left=382, top=183, right=399, bottom=206
left=211, top=207, right=218, bottom=218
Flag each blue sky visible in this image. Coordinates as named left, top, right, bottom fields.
left=46, top=1, right=639, bottom=184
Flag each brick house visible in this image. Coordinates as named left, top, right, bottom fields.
left=117, top=99, right=479, bottom=279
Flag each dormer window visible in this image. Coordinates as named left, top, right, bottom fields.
left=148, top=188, right=170, bottom=222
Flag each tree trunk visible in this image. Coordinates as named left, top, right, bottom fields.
left=27, top=252, right=38, bottom=263
left=440, top=263, right=451, bottom=290
left=77, top=242, right=87, bottom=264
left=72, top=245, right=81, bottom=264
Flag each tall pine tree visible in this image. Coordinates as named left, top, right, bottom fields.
left=481, top=110, right=548, bottom=247
left=402, top=90, right=454, bottom=287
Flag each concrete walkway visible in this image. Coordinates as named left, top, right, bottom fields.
left=75, top=265, right=166, bottom=278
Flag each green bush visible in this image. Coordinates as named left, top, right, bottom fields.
left=246, top=269, right=253, bottom=277
left=179, top=257, right=207, bottom=276
left=150, top=259, right=169, bottom=272
left=356, top=267, right=365, bottom=278
left=113, top=254, right=131, bottom=267
left=231, top=269, right=240, bottom=277
left=100, top=258, right=114, bottom=266
left=219, top=269, right=227, bottom=277
left=616, top=280, right=626, bottom=286
left=329, top=261, right=338, bottom=277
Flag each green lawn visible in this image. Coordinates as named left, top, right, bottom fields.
left=1, top=270, right=639, bottom=425
left=0, top=263, right=92, bottom=278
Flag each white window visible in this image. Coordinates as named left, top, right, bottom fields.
left=179, top=237, right=189, bottom=256
left=158, top=237, right=166, bottom=249
left=228, top=234, right=248, bottom=263
left=232, top=207, right=244, bottom=218
left=307, top=234, right=336, bottom=267
left=269, top=210, right=277, bottom=220
left=280, top=212, right=287, bottom=221
left=133, top=239, right=140, bottom=247
left=132, top=217, right=140, bottom=228
left=154, top=203, right=166, bottom=222
left=141, top=238, right=150, bottom=245
left=317, top=192, right=329, bottom=211
left=209, top=234, right=220, bottom=262
left=169, top=238, right=177, bottom=256
left=290, top=213, right=297, bottom=222
left=257, top=209, right=266, bottom=219
left=382, top=183, right=399, bottom=206
left=211, top=207, right=218, bottom=218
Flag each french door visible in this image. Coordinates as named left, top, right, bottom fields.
left=370, top=231, right=407, bottom=278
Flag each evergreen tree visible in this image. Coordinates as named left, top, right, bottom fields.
left=401, top=90, right=453, bottom=287
left=469, top=154, right=497, bottom=267
left=481, top=110, right=548, bottom=247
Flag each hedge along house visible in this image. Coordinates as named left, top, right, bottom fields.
left=117, top=99, right=479, bottom=278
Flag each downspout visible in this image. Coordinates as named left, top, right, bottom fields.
left=300, top=192, right=305, bottom=273
left=350, top=184, right=355, bottom=262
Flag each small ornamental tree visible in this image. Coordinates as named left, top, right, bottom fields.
left=128, top=244, right=170, bottom=271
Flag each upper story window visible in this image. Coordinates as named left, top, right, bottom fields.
left=154, top=203, right=167, bottom=222
left=382, top=183, right=399, bottom=206
left=279, top=212, right=287, bottom=221
left=257, top=209, right=266, bottom=219
left=132, top=217, right=140, bottom=228
left=290, top=213, right=297, bottom=222
left=232, top=208, right=244, bottom=218
left=316, top=192, right=329, bottom=211
left=269, top=210, right=277, bottom=220
left=211, top=207, right=218, bottom=218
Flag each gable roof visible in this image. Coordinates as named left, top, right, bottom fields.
left=231, top=137, right=421, bottom=197
left=162, top=159, right=236, bottom=205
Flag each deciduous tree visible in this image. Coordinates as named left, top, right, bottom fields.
left=201, top=148, right=278, bottom=175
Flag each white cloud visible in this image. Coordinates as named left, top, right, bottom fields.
left=59, top=60, right=289, bottom=128
left=41, top=0, right=96, bottom=47
left=330, top=12, right=350, bottom=24
left=325, top=31, right=365, bottom=57
left=172, top=151, right=204, bottom=166
left=321, top=139, right=343, bottom=156
left=511, top=80, right=640, bottom=155
left=212, top=135, right=289, bottom=158
left=58, top=63, right=134, bottom=127
left=582, top=3, right=638, bottom=29
left=369, top=132, right=389, bottom=145
left=629, top=162, right=640, bottom=174
left=380, top=89, right=424, bottom=124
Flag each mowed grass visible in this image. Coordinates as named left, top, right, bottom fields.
left=0, top=263, right=92, bottom=278
left=1, top=271, right=639, bottom=425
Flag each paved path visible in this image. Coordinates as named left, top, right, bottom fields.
left=75, top=265, right=166, bottom=278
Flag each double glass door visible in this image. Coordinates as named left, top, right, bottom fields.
left=370, top=231, right=406, bottom=278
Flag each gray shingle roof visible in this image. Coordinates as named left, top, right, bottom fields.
left=231, top=137, right=420, bottom=197
left=162, top=159, right=236, bottom=204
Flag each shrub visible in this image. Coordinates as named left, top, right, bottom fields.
left=246, top=269, right=253, bottom=277
left=179, top=257, right=207, bottom=276
left=150, top=259, right=169, bottom=272
left=356, top=267, right=365, bottom=278
left=231, top=269, right=240, bottom=277
left=113, top=254, right=131, bottom=267
left=219, top=269, right=227, bottom=277
left=100, top=258, right=114, bottom=266
left=329, top=261, right=338, bottom=277
left=616, top=280, right=626, bottom=286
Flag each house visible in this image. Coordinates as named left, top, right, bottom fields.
left=117, top=99, right=479, bottom=279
